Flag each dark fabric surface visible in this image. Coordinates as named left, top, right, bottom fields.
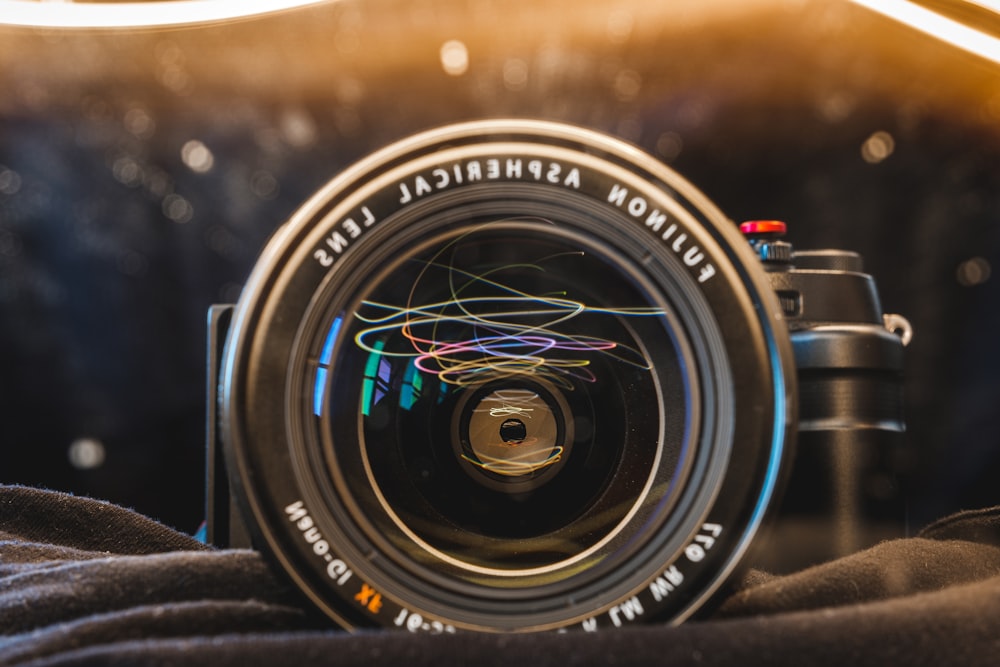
left=3, top=486, right=1000, bottom=666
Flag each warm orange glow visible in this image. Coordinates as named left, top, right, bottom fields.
left=0, top=0, right=332, bottom=29
left=851, top=0, right=1000, bottom=64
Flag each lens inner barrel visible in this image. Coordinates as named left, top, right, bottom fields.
left=321, top=221, right=693, bottom=574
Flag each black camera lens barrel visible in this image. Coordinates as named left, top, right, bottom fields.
left=209, top=120, right=907, bottom=632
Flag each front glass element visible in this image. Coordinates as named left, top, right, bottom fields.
left=315, top=221, right=696, bottom=577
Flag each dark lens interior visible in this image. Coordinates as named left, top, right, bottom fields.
left=454, top=380, right=572, bottom=494
left=322, top=222, right=692, bottom=571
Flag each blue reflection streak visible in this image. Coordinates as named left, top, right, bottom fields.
left=313, top=316, right=343, bottom=417
left=313, top=368, right=328, bottom=417
left=320, top=317, right=341, bottom=365
left=748, top=338, right=789, bottom=533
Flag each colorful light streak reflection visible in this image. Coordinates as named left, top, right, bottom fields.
left=460, top=444, right=565, bottom=476
left=354, top=255, right=665, bottom=388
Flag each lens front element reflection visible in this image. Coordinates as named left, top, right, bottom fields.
left=457, top=383, right=573, bottom=493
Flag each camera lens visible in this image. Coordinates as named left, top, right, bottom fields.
left=220, top=120, right=795, bottom=632
left=325, top=221, right=688, bottom=574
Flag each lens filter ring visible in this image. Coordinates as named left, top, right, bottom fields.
left=219, top=120, right=797, bottom=632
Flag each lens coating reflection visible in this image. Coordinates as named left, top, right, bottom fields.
left=321, top=221, right=691, bottom=574
left=460, top=385, right=567, bottom=484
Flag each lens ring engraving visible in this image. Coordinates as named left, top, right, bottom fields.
left=219, top=120, right=795, bottom=632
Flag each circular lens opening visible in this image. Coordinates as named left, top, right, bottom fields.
left=319, top=218, right=694, bottom=575
left=227, top=123, right=793, bottom=631
left=453, top=380, right=573, bottom=494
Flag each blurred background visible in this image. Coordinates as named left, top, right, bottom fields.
left=0, top=0, right=998, bottom=537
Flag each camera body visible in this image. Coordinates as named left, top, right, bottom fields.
left=207, top=120, right=909, bottom=632
left=736, top=224, right=911, bottom=572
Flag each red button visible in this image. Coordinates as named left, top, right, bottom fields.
left=739, top=220, right=787, bottom=235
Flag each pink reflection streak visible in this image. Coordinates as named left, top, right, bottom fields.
left=354, top=255, right=663, bottom=388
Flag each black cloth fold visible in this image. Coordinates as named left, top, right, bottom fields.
left=3, top=485, right=1000, bottom=666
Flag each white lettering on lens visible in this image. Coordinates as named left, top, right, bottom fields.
left=645, top=210, right=667, bottom=232
left=343, top=218, right=361, bottom=239
left=361, top=206, right=376, bottom=227
left=628, top=196, right=646, bottom=217
left=325, top=231, right=349, bottom=254
left=314, top=206, right=380, bottom=267
left=648, top=565, right=684, bottom=602
left=685, top=523, right=723, bottom=562
left=683, top=247, right=704, bottom=267
left=608, top=183, right=628, bottom=207
left=546, top=162, right=561, bottom=183
left=607, top=183, right=716, bottom=283
left=314, top=249, right=334, bottom=267
left=563, top=167, right=580, bottom=189
left=608, top=597, right=644, bottom=627
left=414, top=175, right=432, bottom=197
left=393, top=608, right=457, bottom=634
left=394, top=159, right=582, bottom=207
left=327, top=558, right=351, bottom=583
left=467, top=160, right=482, bottom=181
left=608, top=183, right=670, bottom=234
left=432, top=168, right=450, bottom=189
left=284, top=500, right=353, bottom=586
left=286, top=500, right=308, bottom=522
left=399, top=182, right=413, bottom=204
